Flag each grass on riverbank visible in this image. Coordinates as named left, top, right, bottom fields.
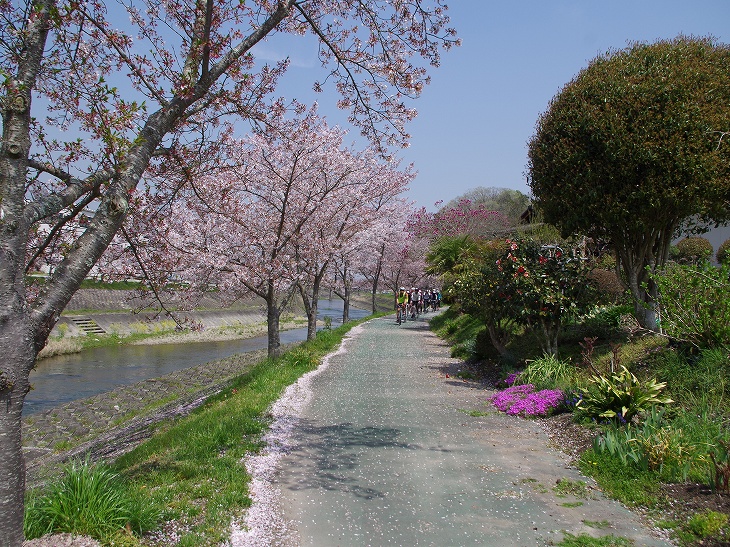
left=25, top=313, right=388, bottom=546
left=38, top=316, right=311, bottom=359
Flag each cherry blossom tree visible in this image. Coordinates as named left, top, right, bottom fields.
left=151, top=113, right=413, bottom=356
left=374, top=223, right=429, bottom=309
left=355, top=204, right=413, bottom=312
left=296, top=156, right=413, bottom=337
left=0, top=0, right=458, bottom=541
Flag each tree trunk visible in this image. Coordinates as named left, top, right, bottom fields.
left=616, top=224, right=673, bottom=333
left=633, top=296, right=658, bottom=332
left=371, top=245, right=384, bottom=314
left=539, top=317, right=560, bottom=356
left=342, top=288, right=350, bottom=324
left=266, top=284, right=281, bottom=358
left=627, top=266, right=659, bottom=331
left=303, top=282, right=321, bottom=341
left=0, top=314, right=37, bottom=547
left=486, top=322, right=510, bottom=357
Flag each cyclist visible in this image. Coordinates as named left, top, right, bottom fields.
left=422, top=289, right=431, bottom=313
left=406, top=287, right=417, bottom=318
left=412, top=287, right=422, bottom=316
left=396, top=287, right=409, bottom=324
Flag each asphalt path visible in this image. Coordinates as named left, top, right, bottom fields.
left=234, top=312, right=671, bottom=547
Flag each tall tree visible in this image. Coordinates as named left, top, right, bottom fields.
left=527, top=36, right=730, bottom=330
left=0, top=0, right=457, bottom=541
left=158, top=114, right=402, bottom=357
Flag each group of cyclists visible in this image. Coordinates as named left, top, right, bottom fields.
left=395, top=287, right=442, bottom=324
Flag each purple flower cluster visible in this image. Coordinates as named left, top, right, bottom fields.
left=504, top=372, right=521, bottom=386
left=490, top=384, right=564, bottom=417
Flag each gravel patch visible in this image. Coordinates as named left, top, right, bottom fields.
left=23, top=533, right=101, bottom=547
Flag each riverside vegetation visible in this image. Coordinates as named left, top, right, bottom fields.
left=23, top=291, right=392, bottom=546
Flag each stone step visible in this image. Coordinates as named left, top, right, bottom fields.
left=70, top=317, right=106, bottom=334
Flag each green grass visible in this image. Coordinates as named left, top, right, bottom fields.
left=430, top=306, right=487, bottom=360
left=553, top=478, right=591, bottom=499
left=556, top=533, right=634, bottom=546
left=559, top=501, right=584, bottom=507
left=519, top=353, right=578, bottom=390
left=458, top=408, right=491, bottom=417
left=79, top=279, right=145, bottom=290
left=583, top=519, right=611, bottom=529
left=24, top=459, right=162, bottom=543
left=578, top=449, right=661, bottom=507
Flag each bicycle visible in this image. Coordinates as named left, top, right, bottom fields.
left=396, top=302, right=408, bottom=324
left=408, top=301, right=418, bottom=319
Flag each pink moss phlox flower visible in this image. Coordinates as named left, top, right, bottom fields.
left=490, top=385, right=564, bottom=417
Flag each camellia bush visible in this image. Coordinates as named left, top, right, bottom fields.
left=493, top=237, right=598, bottom=355
left=449, top=238, right=514, bottom=356
left=652, top=261, right=730, bottom=348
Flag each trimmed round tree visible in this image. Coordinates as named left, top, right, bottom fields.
left=527, top=36, right=730, bottom=330
left=717, top=238, right=730, bottom=265
left=674, top=236, right=713, bottom=264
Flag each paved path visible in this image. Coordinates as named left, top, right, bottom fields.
left=235, top=313, right=671, bottom=547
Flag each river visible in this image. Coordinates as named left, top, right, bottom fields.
left=25, top=300, right=369, bottom=416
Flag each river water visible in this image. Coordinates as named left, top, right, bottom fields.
left=25, top=300, right=369, bottom=416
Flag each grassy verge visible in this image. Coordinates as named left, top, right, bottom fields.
left=429, top=306, right=485, bottom=361
left=25, top=313, right=386, bottom=546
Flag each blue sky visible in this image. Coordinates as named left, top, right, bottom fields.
left=262, top=1, right=730, bottom=212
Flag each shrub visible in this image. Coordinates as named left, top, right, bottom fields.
left=717, top=237, right=730, bottom=264
left=576, top=365, right=673, bottom=422
left=674, top=236, right=713, bottom=264
left=652, top=261, right=730, bottom=348
left=493, top=237, right=598, bottom=355
left=575, top=304, right=634, bottom=340
left=587, top=269, right=625, bottom=303
left=685, top=510, right=729, bottom=540
left=474, top=327, right=499, bottom=360
left=593, top=407, right=698, bottom=481
left=651, top=346, right=730, bottom=407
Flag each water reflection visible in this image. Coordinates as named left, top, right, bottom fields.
left=25, top=300, right=369, bottom=416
